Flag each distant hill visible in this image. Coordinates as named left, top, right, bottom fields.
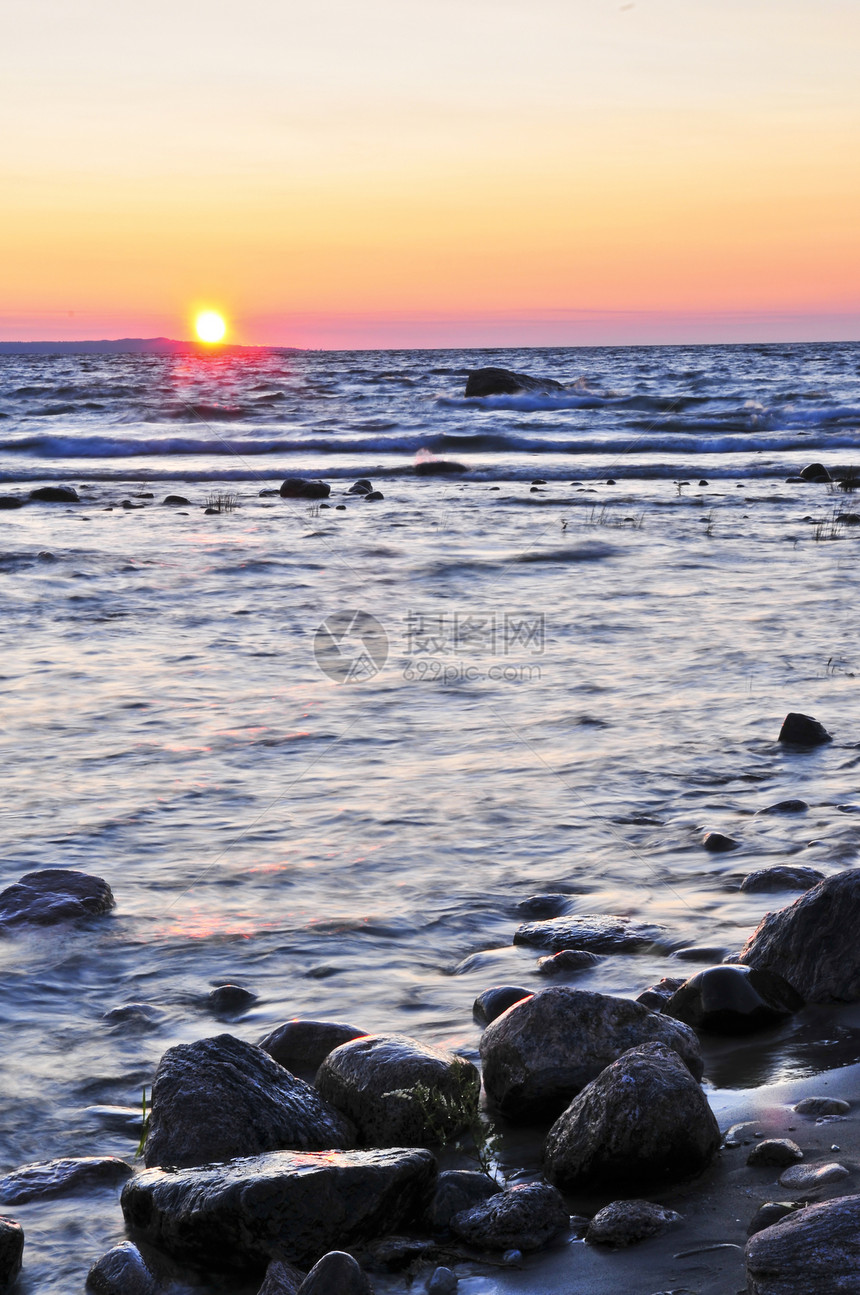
left=0, top=337, right=301, bottom=355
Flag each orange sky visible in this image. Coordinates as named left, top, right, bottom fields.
left=2, top=0, right=858, bottom=346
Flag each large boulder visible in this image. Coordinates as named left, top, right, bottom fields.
left=258, top=1020, right=367, bottom=1076
left=479, top=988, right=703, bottom=1120
left=122, top=1147, right=436, bottom=1272
left=0, top=1217, right=23, bottom=1288
left=464, top=368, right=563, bottom=398
left=0, top=869, right=114, bottom=928
left=316, top=1034, right=479, bottom=1147
left=745, top=1193, right=860, bottom=1294
left=737, top=870, right=860, bottom=1001
left=544, top=1042, right=721, bottom=1192
left=513, top=915, right=662, bottom=954
left=0, top=1156, right=132, bottom=1205
left=449, top=1182, right=569, bottom=1252
left=143, top=1034, right=354, bottom=1169
left=663, top=965, right=803, bottom=1034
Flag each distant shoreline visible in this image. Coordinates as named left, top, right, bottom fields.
left=0, top=337, right=302, bottom=356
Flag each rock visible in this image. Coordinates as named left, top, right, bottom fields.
left=0, top=496, right=25, bottom=509
left=672, top=945, right=730, bottom=963
left=427, top=1267, right=457, bottom=1295
left=363, top=491, right=384, bottom=501
left=516, top=894, right=571, bottom=918
left=29, top=485, right=79, bottom=502
left=143, top=1033, right=354, bottom=1169
left=757, top=800, right=810, bottom=815
left=513, top=914, right=662, bottom=954
left=703, top=831, right=739, bottom=852
left=207, top=984, right=258, bottom=1015
left=544, top=1042, right=721, bottom=1192
left=778, top=1162, right=849, bottom=1190
left=747, top=1201, right=800, bottom=1236
left=837, top=512, right=860, bottom=525
left=86, top=1241, right=157, bottom=1295
left=0, top=1217, right=23, bottom=1287
left=279, top=479, right=331, bottom=498
left=635, top=977, right=686, bottom=1011
left=584, top=1200, right=681, bottom=1247
left=794, top=1097, right=850, bottom=1117
left=427, top=1170, right=501, bottom=1232
left=317, top=1034, right=479, bottom=1147
left=537, top=950, right=601, bottom=976
left=346, top=480, right=374, bottom=495
left=464, top=368, right=563, bottom=398
left=799, top=463, right=832, bottom=482
left=257, top=1259, right=306, bottom=1294
left=122, top=1147, right=436, bottom=1271
left=473, top=986, right=531, bottom=1026
left=745, top=1193, right=860, bottom=1294
left=450, top=1182, right=569, bottom=1252
left=741, top=866, right=825, bottom=893
left=103, top=1003, right=161, bottom=1029
left=162, top=494, right=191, bottom=506
left=296, top=1252, right=372, bottom=1295
left=258, top=1020, right=367, bottom=1075
left=663, top=965, right=803, bottom=1034
left=480, top=988, right=703, bottom=1120
left=358, top=1236, right=438, bottom=1270
left=747, top=1139, right=803, bottom=1168
left=414, top=460, right=466, bottom=476
left=738, top=870, right=860, bottom=1001
left=0, top=868, right=115, bottom=928
left=0, top=1156, right=132, bottom=1205
left=777, top=713, right=832, bottom=746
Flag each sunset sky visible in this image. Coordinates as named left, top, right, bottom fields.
left=2, top=0, right=858, bottom=347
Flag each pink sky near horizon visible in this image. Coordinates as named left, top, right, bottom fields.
left=2, top=0, right=858, bottom=349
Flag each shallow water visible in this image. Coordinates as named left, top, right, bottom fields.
left=1, top=346, right=860, bottom=1291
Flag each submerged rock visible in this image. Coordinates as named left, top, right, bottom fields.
left=0, top=1156, right=132, bottom=1205
left=29, top=485, right=80, bottom=503
left=0, top=868, right=114, bottom=928
left=798, top=463, right=832, bottom=482
left=664, top=965, right=803, bottom=1034
left=450, top=1182, right=569, bottom=1252
left=777, top=713, right=832, bottom=746
left=0, top=1216, right=23, bottom=1287
left=584, top=1200, right=681, bottom=1248
left=738, top=870, right=860, bottom=1001
left=464, top=368, right=563, bottom=398
left=537, top=949, right=601, bottom=976
left=0, top=496, right=25, bottom=510
left=480, top=988, right=702, bottom=1120
left=86, top=1241, right=157, bottom=1295
left=702, top=831, right=739, bottom=853
left=516, top=894, right=571, bottom=918
left=316, top=1034, right=479, bottom=1147
left=346, top=480, right=374, bottom=495
left=206, top=984, right=258, bottom=1015
left=757, top=799, right=810, bottom=815
left=296, top=1252, right=372, bottom=1295
left=740, top=866, right=825, bottom=893
left=427, top=1170, right=501, bottom=1232
left=279, top=479, right=331, bottom=499
left=162, top=494, right=191, bottom=506
left=635, top=976, right=686, bottom=1011
left=513, top=914, right=662, bottom=954
left=472, top=986, right=531, bottom=1026
left=414, top=460, right=466, bottom=476
left=258, top=1020, right=367, bottom=1075
left=143, top=1034, right=354, bottom=1169
left=363, top=490, right=384, bottom=501
left=122, top=1147, right=436, bottom=1271
left=544, top=1042, right=721, bottom=1192
left=745, top=1193, right=860, bottom=1294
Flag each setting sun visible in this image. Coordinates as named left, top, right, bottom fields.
left=195, top=310, right=227, bottom=344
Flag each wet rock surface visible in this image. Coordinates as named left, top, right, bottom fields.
left=450, top=1181, right=569, bottom=1252
left=757, top=799, right=810, bottom=815
left=295, top=1251, right=372, bottom=1295
left=316, top=1034, right=479, bottom=1147
left=258, top=1020, right=368, bottom=1075
left=206, top=984, right=258, bottom=1015
left=279, top=479, right=331, bottom=498
left=464, top=368, right=563, bottom=398
left=0, top=1216, right=24, bottom=1287
left=537, top=949, right=601, bottom=976
left=702, top=831, right=739, bottom=852
left=777, top=712, right=832, bottom=745
left=0, top=868, right=115, bottom=928
left=86, top=1241, right=157, bottom=1295
left=472, top=986, right=531, bottom=1025
left=122, top=1147, right=437, bottom=1271
left=29, top=485, right=80, bottom=502
left=740, top=865, right=825, bottom=893
left=0, top=1156, right=132, bottom=1205
left=738, top=870, right=860, bottom=1001
left=544, top=1042, right=721, bottom=1192
left=427, top=1170, right=501, bottom=1232
left=480, top=988, right=703, bottom=1120
left=143, top=1033, right=354, bottom=1169
left=513, top=914, right=663, bottom=953
left=664, top=964, right=803, bottom=1034
left=584, top=1199, right=682, bottom=1247
left=746, top=1139, right=803, bottom=1168
left=745, top=1192, right=860, bottom=1294
left=635, top=976, right=686, bottom=1011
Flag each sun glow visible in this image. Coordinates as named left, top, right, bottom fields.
left=195, top=310, right=227, bottom=344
